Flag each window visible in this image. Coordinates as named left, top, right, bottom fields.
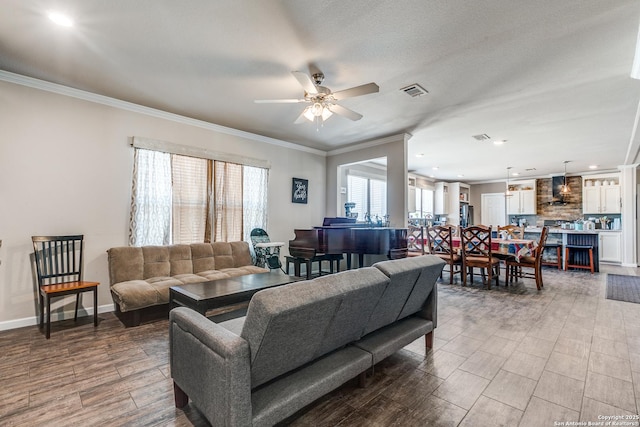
left=129, top=148, right=268, bottom=246
left=413, top=188, right=434, bottom=218
left=347, top=174, right=387, bottom=222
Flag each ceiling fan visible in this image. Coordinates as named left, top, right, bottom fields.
left=255, top=71, right=379, bottom=125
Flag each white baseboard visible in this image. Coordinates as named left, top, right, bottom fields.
left=0, top=304, right=115, bottom=332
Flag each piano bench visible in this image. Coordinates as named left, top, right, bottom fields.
left=285, top=255, right=343, bottom=280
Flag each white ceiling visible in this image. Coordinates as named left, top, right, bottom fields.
left=2, top=0, right=640, bottom=182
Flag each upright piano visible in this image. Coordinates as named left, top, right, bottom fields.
left=289, top=218, right=408, bottom=270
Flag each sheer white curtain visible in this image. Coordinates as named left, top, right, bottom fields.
left=243, top=166, right=269, bottom=242
left=129, top=149, right=172, bottom=246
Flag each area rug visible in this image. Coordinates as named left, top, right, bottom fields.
left=606, top=274, right=640, bottom=304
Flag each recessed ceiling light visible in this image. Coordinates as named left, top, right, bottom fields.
left=512, top=172, right=520, bottom=176
left=429, top=175, right=435, bottom=178
left=589, top=165, right=598, bottom=169
left=48, top=11, right=74, bottom=27
left=432, top=166, right=439, bottom=170
left=457, top=174, right=464, bottom=178
left=415, top=153, right=424, bottom=158
left=493, top=140, right=507, bottom=145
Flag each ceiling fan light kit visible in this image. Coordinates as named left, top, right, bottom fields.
left=255, top=70, right=379, bottom=128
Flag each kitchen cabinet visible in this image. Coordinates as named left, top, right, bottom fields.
left=582, top=174, right=621, bottom=214
left=506, top=180, right=536, bottom=215
left=446, top=182, right=470, bottom=226
left=434, top=182, right=449, bottom=215
left=599, top=231, right=621, bottom=263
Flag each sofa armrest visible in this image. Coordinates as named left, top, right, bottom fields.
left=419, top=283, right=438, bottom=328
left=170, top=307, right=252, bottom=427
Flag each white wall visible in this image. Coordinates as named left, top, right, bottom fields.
left=0, top=79, right=326, bottom=329
left=326, top=134, right=409, bottom=227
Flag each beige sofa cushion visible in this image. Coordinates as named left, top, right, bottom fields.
left=108, top=247, right=144, bottom=285
left=142, top=246, right=171, bottom=279
left=169, top=245, right=193, bottom=275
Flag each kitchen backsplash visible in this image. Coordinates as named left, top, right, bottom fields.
left=535, top=176, right=583, bottom=220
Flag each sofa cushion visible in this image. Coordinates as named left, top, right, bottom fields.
left=191, top=243, right=216, bottom=272
left=211, top=242, right=235, bottom=269
left=220, top=266, right=269, bottom=277
left=241, top=267, right=389, bottom=388
left=108, top=247, right=144, bottom=284
left=169, top=245, right=193, bottom=275
left=142, top=246, right=171, bottom=279
left=230, top=241, right=253, bottom=267
left=111, top=279, right=159, bottom=311
left=197, top=270, right=232, bottom=281
left=147, top=276, right=185, bottom=303
left=373, top=255, right=444, bottom=324
left=173, top=273, right=209, bottom=284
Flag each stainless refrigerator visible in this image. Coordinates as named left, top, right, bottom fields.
left=460, top=204, right=473, bottom=227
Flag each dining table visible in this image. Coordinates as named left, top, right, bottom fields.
left=451, top=236, right=537, bottom=261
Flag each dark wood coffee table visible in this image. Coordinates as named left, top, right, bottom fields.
left=169, top=272, right=303, bottom=316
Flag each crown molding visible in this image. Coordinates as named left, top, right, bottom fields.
left=0, top=70, right=326, bottom=157
left=326, top=133, right=412, bottom=156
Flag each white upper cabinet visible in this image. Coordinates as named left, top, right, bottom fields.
left=582, top=174, right=621, bottom=214
left=506, top=180, right=536, bottom=215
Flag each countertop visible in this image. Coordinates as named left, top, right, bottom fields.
left=524, top=227, right=621, bottom=234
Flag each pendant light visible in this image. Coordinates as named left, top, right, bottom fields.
left=561, top=161, right=570, bottom=194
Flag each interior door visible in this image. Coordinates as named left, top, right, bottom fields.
left=481, top=193, right=507, bottom=227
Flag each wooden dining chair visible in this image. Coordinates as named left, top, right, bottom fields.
left=32, top=235, right=100, bottom=339
left=426, top=225, right=462, bottom=284
left=497, top=224, right=525, bottom=239
left=505, top=226, right=549, bottom=290
left=460, top=225, right=500, bottom=289
left=496, top=224, right=525, bottom=277
left=407, top=225, right=426, bottom=256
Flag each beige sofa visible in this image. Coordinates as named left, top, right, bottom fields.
left=107, top=241, right=268, bottom=326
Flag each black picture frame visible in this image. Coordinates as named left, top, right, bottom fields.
left=292, top=178, right=308, bottom=204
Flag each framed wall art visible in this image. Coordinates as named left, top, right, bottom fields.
left=292, top=178, right=308, bottom=204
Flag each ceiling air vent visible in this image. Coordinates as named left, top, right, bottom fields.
left=400, top=84, right=428, bottom=97
left=472, top=134, right=491, bottom=141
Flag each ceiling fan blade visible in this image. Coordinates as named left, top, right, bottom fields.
left=292, top=71, right=318, bottom=95
left=331, top=82, right=379, bottom=100
left=254, top=99, right=306, bottom=104
left=330, top=104, right=363, bottom=121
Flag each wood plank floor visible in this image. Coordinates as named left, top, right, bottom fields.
left=1, top=264, right=639, bottom=426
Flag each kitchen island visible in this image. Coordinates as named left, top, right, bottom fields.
left=524, top=227, right=602, bottom=272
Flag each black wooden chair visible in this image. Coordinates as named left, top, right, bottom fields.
left=32, top=235, right=100, bottom=339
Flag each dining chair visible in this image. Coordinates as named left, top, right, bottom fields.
left=407, top=225, right=426, bottom=256
left=496, top=224, right=525, bottom=277
left=460, top=225, right=500, bottom=289
left=32, top=235, right=100, bottom=339
left=505, top=226, right=549, bottom=290
left=426, top=225, right=462, bottom=284
left=497, top=224, right=525, bottom=239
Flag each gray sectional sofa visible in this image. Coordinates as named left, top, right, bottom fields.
left=107, top=241, right=268, bottom=326
left=169, top=255, right=445, bottom=426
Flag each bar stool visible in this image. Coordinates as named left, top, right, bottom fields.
left=541, top=243, right=562, bottom=269
left=564, top=244, right=594, bottom=274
